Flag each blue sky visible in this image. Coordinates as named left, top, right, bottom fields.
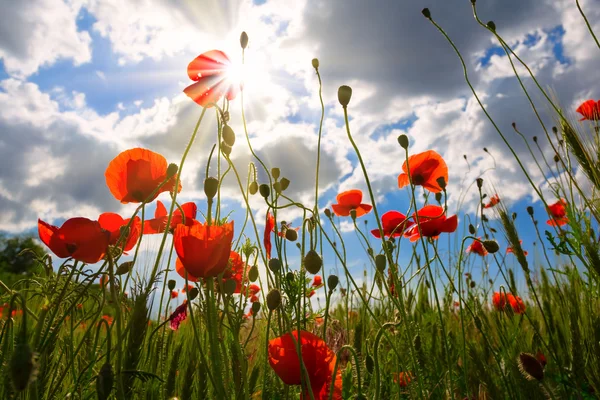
left=1, top=0, right=599, bottom=305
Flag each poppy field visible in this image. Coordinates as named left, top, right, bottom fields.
left=3, top=3, right=600, bottom=400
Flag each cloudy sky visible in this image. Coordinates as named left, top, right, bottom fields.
left=1, top=0, right=599, bottom=295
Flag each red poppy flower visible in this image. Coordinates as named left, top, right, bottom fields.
left=507, top=294, right=526, bottom=314
left=576, top=99, right=600, bottom=121
left=176, top=257, right=198, bottom=282
left=173, top=220, right=234, bottom=279
left=265, top=212, right=275, bottom=259
left=466, top=238, right=487, bottom=257
left=398, top=150, right=448, bottom=193
left=181, top=283, right=195, bottom=293
left=144, top=200, right=197, bottom=234
left=403, top=205, right=458, bottom=242
left=183, top=50, right=240, bottom=108
left=98, top=213, right=141, bottom=252
left=393, top=371, right=412, bottom=387
left=484, top=194, right=500, bottom=209
left=250, top=295, right=259, bottom=303
left=101, top=315, right=114, bottom=325
left=507, top=240, right=528, bottom=256
left=247, top=284, right=260, bottom=297
left=268, top=330, right=342, bottom=399
left=38, top=218, right=110, bottom=264
left=222, top=251, right=247, bottom=293
left=169, top=301, right=188, bottom=331
left=277, top=223, right=300, bottom=238
left=170, top=290, right=179, bottom=299
left=370, top=211, right=414, bottom=239
left=546, top=199, right=568, bottom=226
left=492, top=292, right=508, bottom=311
left=312, top=275, right=322, bottom=287
left=331, top=190, right=372, bottom=218
left=105, top=148, right=181, bottom=204
left=307, top=290, right=315, bottom=298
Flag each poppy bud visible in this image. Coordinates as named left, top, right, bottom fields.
left=116, top=261, right=134, bottom=275
left=188, top=287, right=199, bottom=300
left=304, top=250, right=322, bottom=274
left=436, top=177, right=446, bottom=190
left=482, top=240, right=500, bottom=254
left=251, top=301, right=261, bottom=314
left=366, top=354, right=374, bottom=374
left=267, top=289, right=282, bottom=311
left=470, top=0, right=476, bottom=3
left=476, top=178, right=483, bottom=188
left=271, top=168, right=280, bottom=180
left=552, top=126, right=558, bottom=134
left=240, top=31, right=249, bottom=49
left=337, top=85, right=352, bottom=107
left=259, top=184, right=270, bottom=199
left=553, top=154, right=560, bottom=163
left=204, top=177, right=219, bottom=199
left=532, top=136, right=538, bottom=142
left=168, top=280, right=176, bottom=291
left=375, top=254, right=386, bottom=272
left=222, top=125, right=236, bottom=147
left=10, top=342, right=37, bottom=391
left=328, top=274, right=339, bottom=290
left=324, top=208, right=332, bottom=218
left=167, top=163, right=178, bottom=178
left=248, top=265, right=259, bottom=282
left=367, top=248, right=374, bottom=258
left=518, top=353, right=544, bottom=381
left=268, top=258, right=282, bottom=272
left=422, top=8, right=431, bottom=19
left=280, top=178, right=290, bottom=191
left=286, top=272, right=295, bottom=282
left=468, top=224, right=476, bottom=235
left=511, top=122, right=516, bottom=129
left=224, top=279, right=237, bottom=295
left=435, top=192, right=442, bottom=203
left=483, top=147, right=488, bottom=153
left=221, top=141, right=232, bottom=156
left=512, top=212, right=517, bottom=220
left=527, top=206, right=534, bottom=215
left=397, top=134, right=409, bottom=149
left=285, top=228, right=298, bottom=242
left=487, top=21, right=496, bottom=31
left=312, top=58, right=319, bottom=69
left=96, top=362, right=113, bottom=400
left=222, top=111, right=230, bottom=123
left=273, top=182, right=282, bottom=194
left=482, top=214, right=489, bottom=222
left=249, top=181, right=258, bottom=195
left=470, top=281, right=476, bottom=288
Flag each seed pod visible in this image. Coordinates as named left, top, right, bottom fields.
left=116, top=261, right=134, bottom=275
left=188, top=287, right=199, bottom=301
left=483, top=240, right=500, bottom=254
left=304, top=250, right=322, bottom=274
left=96, top=362, right=114, bottom=400
left=476, top=178, right=483, bottom=188
left=222, top=125, right=236, bottom=147
left=259, top=184, right=270, bottom=198
left=267, top=289, right=282, bottom=311
left=328, top=275, right=339, bottom=290
left=518, top=353, right=544, bottom=381
left=166, top=163, right=178, bottom=178
left=375, top=254, right=386, bottom=272
left=312, top=58, right=319, bottom=69
left=204, top=177, right=219, bottom=199
left=337, top=85, right=352, bottom=107
left=168, top=280, right=176, bottom=291
left=271, top=168, right=280, bottom=180
left=468, top=224, right=476, bottom=235
left=268, top=258, right=282, bottom=272
left=397, top=134, right=409, bottom=149
left=280, top=178, right=290, bottom=191
left=273, top=182, right=282, bottom=194
left=422, top=8, right=431, bottom=18
left=240, top=31, right=249, bottom=49
left=248, top=265, right=259, bottom=282
left=251, top=301, right=261, bottom=314
left=249, top=181, right=258, bottom=195
left=285, top=228, right=298, bottom=242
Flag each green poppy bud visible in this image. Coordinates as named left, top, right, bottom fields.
left=222, top=125, right=236, bottom=147
left=483, top=240, right=500, bottom=254
left=224, top=279, right=237, bottom=295
left=487, top=21, right=496, bottom=31
left=251, top=301, right=261, bottom=314
left=188, top=287, right=199, bottom=300
left=337, top=85, right=352, bottom=107
left=375, top=254, right=386, bottom=272
left=527, top=206, right=534, bottom=216
left=259, top=184, right=270, bottom=198
left=116, top=261, right=134, bottom=276
left=280, top=177, right=290, bottom=191
left=273, top=182, right=282, bottom=194
left=422, top=8, right=431, bottom=19
left=435, top=192, right=442, bottom=203
left=249, top=181, right=258, bottom=195
left=168, top=279, right=176, bottom=291
left=166, top=163, right=178, bottom=178
left=271, top=168, right=280, bottom=180
left=285, top=228, right=298, bottom=242
left=312, top=58, right=319, bottom=69
left=476, top=177, right=483, bottom=188
left=268, top=258, right=282, bottom=272
left=324, top=208, right=331, bottom=218
left=327, top=274, right=339, bottom=290
left=436, top=176, right=446, bottom=190
left=204, top=177, right=219, bottom=199
left=248, top=265, right=259, bottom=282
left=221, top=141, right=232, bottom=156
left=398, top=134, right=409, bottom=149
left=240, top=31, right=249, bottom=49
left=267, top=289, right=282, bottom=311
left=304, top=250, right=322, bottom=274
left=468, top=224, right=476, bottom=235
left=286, top=272, right=295, bottom=282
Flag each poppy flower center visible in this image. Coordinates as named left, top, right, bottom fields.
left=412, top=174, right=425, bottom=185
left=65, top=243, right=77, bottom=254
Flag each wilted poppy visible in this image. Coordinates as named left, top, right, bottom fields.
left=331, top=190, right=372, bottom=218
left=393, top=371, right=412, bottom=388
left=38, top=218, right=110, bottom=264
left=576, top=99, right=600, bottom=121
left=224, top=251, right=247, bottom=294
left=265, top=212, right=275, bottom=259
left=312, top=276, right=322, bottom=287
left=370, top=211, right=413, bottom=238
left=507, top=294, right=526, bottom=314
left=484, top=194, right=500, bottom=209
left=169, top=301, right=188, bottom=331
left=492, top=292, right=507, bottom=311
left=98, top=212, right=141, bottom=252
left=507, top=240, right=528, bottom=256
left=183, top=50, right=240, bottom=108
left=268, top=330, right=342, bottom=399
left=466, top=238, right=487, bottom=256
left=144, top=200, right=197, bottom=234
left=170, top=290, right=179, bottom=299
left=174, top=220, right=234, bottom=279
left=546, top=199, right=568, bottom=226
left=105, top=148, right=180, bottom=204
left=398, top=150, right=448, bottom=193
left=403, top=205, right=458, bottom=242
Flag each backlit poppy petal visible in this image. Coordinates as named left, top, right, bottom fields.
left=398, top=150, right=448, bottom=193
left=331, top=190, right=372, bottom=218
left=576, top=99, right=600, bottom=121
left=155, top=200, right=167, bottom=218
left=176, top=257, right=198, bottom=282
left=38, top=219, right=70, bottom=258
left=264, top=212, right=275, bottom=259
left=336, top=190, right=362, bottom=206
left=98, top=213, right=141, bottom=252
